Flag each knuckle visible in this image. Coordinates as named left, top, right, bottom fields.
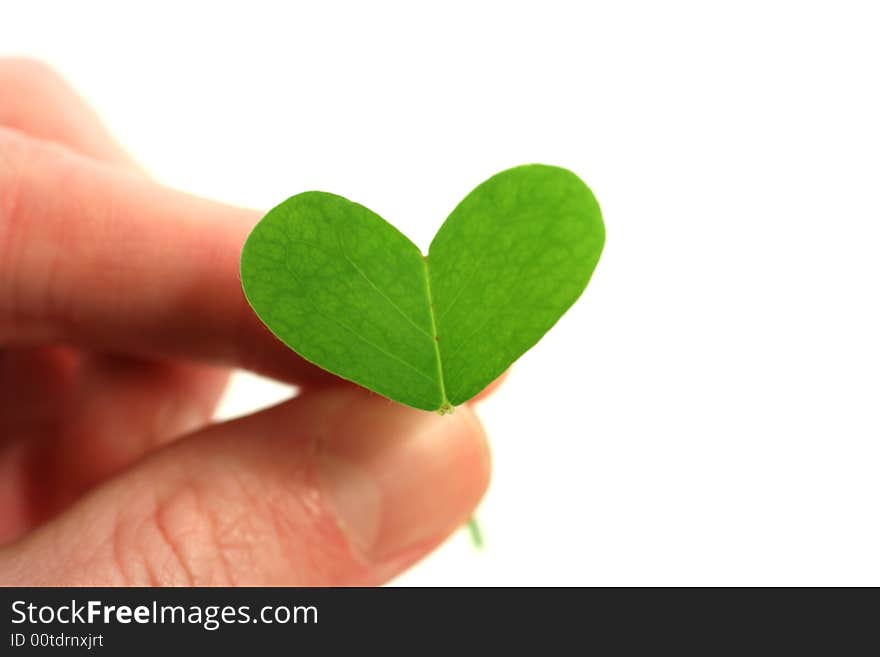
left=0, top=128, right=26, bottom=211
left=0, top=127, right=54, bottom=225
left=0, top=129, right=79, bottom=342
left=0, top=130, right=45, bottom=339
left=0, top=130, right=27, bottom=335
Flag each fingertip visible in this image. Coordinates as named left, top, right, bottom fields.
left=472, top=369, right=510, bottom=403
left=314, top=390, right=491, bottom=565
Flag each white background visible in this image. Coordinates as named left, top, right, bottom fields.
left=3, top=1, right=878, bottom=585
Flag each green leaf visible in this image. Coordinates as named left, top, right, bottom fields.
left=240, top=164, right=604, bottom=412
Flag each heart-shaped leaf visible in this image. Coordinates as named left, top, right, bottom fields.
left=240, top=164, right=604, bottom=412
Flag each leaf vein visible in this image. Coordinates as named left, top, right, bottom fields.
left=333, top=233, right=434, bottom=340
left=435, top=250, right=487, bottom=323
left=283, top=255, right=439, bottom=389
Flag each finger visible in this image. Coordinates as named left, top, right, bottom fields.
left=0, top=127, right=331, bottom=384
left=0, top=58, right=233, bottom=486
left=0, top=345, right=81, bottom=539
left=0, top=58, right=136, bottom=168
left=65, top=355, right=228, bottom=484
left=0, top=387, right=491, bottom=585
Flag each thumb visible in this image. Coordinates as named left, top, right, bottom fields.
left=0, top=388, right=491, bottom=585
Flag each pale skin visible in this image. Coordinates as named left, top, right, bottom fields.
left=0, top=59, right=494, bottom=585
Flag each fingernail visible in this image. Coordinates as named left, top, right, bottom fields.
left=316, top=394, right=490, bottom=563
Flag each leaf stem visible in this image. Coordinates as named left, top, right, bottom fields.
left=467, top=516, right=484, bottom=549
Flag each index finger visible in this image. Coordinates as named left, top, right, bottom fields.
left=0, top=127, right=332, bottom=385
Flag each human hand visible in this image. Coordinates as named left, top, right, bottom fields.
left=0, top=59, right=491, bottom=585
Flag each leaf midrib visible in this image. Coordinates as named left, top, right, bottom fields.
left=421, top=256, right=450, bottom=412
left=336, top=226, right=450, bottom=410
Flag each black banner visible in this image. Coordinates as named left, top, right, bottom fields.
left=0, top=587, right=873, bottom=653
